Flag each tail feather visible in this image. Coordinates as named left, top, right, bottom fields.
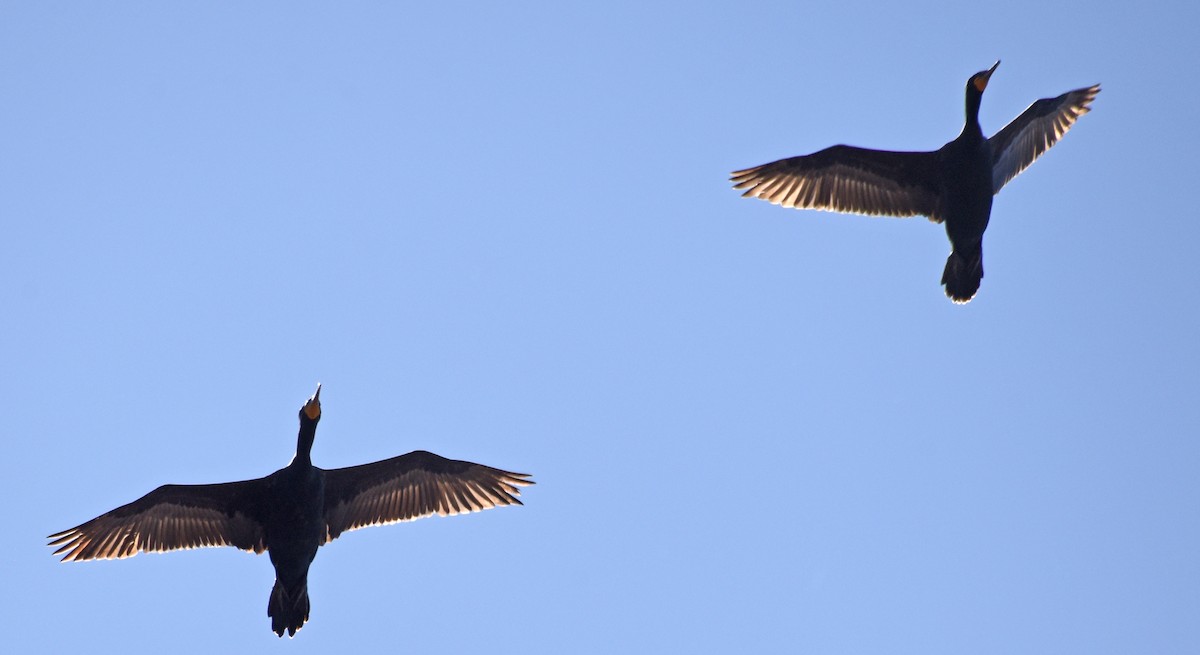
left=268, top=579, right=310, bottom=638
left=941, top=250, right=983, bottom=303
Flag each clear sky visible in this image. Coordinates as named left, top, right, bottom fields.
left=4, top=2, right=1198, bottom=652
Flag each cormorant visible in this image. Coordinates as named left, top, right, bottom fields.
left=48, top=385, right=533, bottom=637
left=730, top=61, right=1099, bottom=302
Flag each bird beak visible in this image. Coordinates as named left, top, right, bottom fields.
left=974, top=61, right=1000, bottom=92
left=303, top=384, right=322, bottom=420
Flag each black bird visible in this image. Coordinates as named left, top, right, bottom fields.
left=731, top=61, right=1099, bottom=302
left=48, top=385, right=533, bottom=637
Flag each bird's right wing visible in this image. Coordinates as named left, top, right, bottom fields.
left=48, top=479, right=269, bottom=561
left=731, top=146, right=944, bottom=222
left=321, top=450, right=533, bottom=542
left=989, top=84, right=1100, bottom=194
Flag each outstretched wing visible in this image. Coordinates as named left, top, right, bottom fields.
left=731, top=145, right=944, bottom=222
left=48, top=479, right=269, bottom=561
left=989, top=84, right=1100, bottom=193
left=321, top=450, right=533, bottom=542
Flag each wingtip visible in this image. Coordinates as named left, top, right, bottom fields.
left=1076, top=84, right=1101, bottom=109
left=505, top=472, right=536, bottom=487
left=730, top=167, right=763, bottom=185
left=47, top=528, right=82, bottom=561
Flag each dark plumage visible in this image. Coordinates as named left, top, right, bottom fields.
left=48, top=385, right=533, bottom=637
left=731, top=61, right=1099, bottom=303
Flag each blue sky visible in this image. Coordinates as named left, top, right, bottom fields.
left=4, top=2, right=1198, bottom=652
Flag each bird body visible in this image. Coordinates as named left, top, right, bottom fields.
left=938, top=115, right=996, bottom=301
left=49, top=385, right=533, bottom=637
left=731, top=61, right=1099, bottom=302
left=262, top=461, right=325, bottom=636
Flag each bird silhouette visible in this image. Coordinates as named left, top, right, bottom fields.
left=48, top=385, right=533, bottom=637
left=731, top=61, right=1099, bottom=302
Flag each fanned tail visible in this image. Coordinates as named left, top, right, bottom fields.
left=941, top=249, right=983, bottom=304
left=268, top=579, right=310, bottom=638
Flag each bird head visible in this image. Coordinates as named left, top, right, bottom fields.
left=971, top=60, right=1000, bottom=93
left=300, top=384, right=322, bottom=422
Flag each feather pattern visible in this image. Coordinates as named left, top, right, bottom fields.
left=731, top=145, right=945, bottom=223
left=990, top=84, right=1100, bottom=193
left=321, top=450, right=533, bottom=542
left=47, top=480, right=268, bottom=561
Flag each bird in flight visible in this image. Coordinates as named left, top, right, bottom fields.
left=731, top=61, right=1099, bottom=303
left=48, top=385, right=533, bottom=637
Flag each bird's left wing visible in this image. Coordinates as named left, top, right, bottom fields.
left=731, top=145, right=944, bottom=222
left=48, top=479, right=269, bottom=561
left=989, top=84, right=1100, bottom=193
left=321, top=450, right=533, bottom=542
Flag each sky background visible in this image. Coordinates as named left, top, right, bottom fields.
left=3, top=2, right=1198, bottom=652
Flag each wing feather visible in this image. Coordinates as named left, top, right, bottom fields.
left=48, top=479, right=268, bottom=562
left=990, top=84, right=1100, bottom=193
left=732, top=145, right=944, bottom=222
left=321, top=450, right=533, bottom=542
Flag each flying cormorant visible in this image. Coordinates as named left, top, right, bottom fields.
left=731, top=61, right=1099, bottom=302
left=49, top=385, right=533, bottom=637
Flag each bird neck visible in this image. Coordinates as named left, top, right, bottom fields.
left=963, top=88, right=984, bottom=137
left=294, top=421, right=317, bottom=466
